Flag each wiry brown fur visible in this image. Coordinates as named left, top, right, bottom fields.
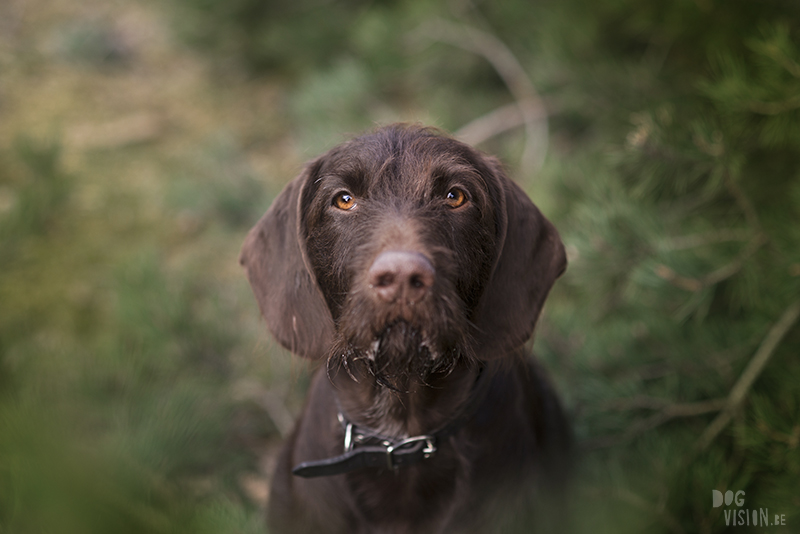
left=240, top=124, right=571, bottom=533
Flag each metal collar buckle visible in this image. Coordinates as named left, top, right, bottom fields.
left=343, top=421, right=354, bottom=452
left=338, top=413, right=438, bottom=469
left=384, top=435, right=437, bottom=470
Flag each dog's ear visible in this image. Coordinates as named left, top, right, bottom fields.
left=239, top=161, right=334, bottom=359
left=474, top=166, right=566, bottom=356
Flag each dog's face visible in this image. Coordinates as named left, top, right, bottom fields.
left=241, top=125, right=566, bottom=378
left=298, top=130, right=505, bottom=379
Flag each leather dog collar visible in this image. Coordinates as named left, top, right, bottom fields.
left=292, top=366, right=490, bottom=478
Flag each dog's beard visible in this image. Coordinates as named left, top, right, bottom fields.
left=329, top=323, right=466, bottom=391
left=373, top=322, right=460, bottom=385
left=328, top=288, right=475, bottom=390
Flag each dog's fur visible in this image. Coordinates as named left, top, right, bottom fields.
left=240, top=124, right=570, bottom=534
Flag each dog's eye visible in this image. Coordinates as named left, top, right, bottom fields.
left=333, top=192, right=356, bottom=211
left=445, top=188, right=467, bottom=208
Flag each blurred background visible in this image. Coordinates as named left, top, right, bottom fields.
left=2, top=0, right=799, bottom=532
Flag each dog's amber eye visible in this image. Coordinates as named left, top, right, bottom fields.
left=445, top=188, right=467, bottom=208
left=333, top=192, right=356, bottom=210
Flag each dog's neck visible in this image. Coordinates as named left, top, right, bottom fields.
left=330, top=359, right=480, bottom=438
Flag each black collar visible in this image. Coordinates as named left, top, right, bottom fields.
left=292, top=365, right=490, bottom=478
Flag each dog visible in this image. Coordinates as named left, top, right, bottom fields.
left=240, top=124, right=570, bottom=533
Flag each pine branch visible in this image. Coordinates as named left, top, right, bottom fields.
left=723, top=169, right=761, bottom=230
left=594, top=395, right=676, bottom=411
left=415, top=18, right=548, bottom=174
left=584, top=398, right=726, bottom=450
left=455, top=99, right=546, bottom=147
left=658, top=229, right=750, bottom=251
left=755, top=419, right=800, bottom=448
left=655, top=232, right=768, bottom=291
left=595, top=395, right=726, bottom=415
left=701, top=233, right=768, bottom=285
left=695, top=300, right=800, bottom=452
left=753, top=32, right=800, bottom=78
left=655, top=166, right=767, bottom=292
left=749, top=94, right=800, bottom=115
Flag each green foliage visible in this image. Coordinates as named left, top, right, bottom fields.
left=170, top=0, right=420, bottom=76
left=164, top=0, right=800, bottom=530
left=0, top=138, right=272, bottom=532
left=528, top=2, right=800, bottom=531
left=5, top=0, right=800, bottom=532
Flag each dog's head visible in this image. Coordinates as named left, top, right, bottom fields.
left=241, top=125, right=565, bottom=380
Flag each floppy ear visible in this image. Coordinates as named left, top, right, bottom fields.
left=239, top=163, right=334, bottom=359
left=473, top=173, right=566, bottom=356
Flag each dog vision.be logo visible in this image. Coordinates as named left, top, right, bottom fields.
left=712, top=490, right=787, bottom=527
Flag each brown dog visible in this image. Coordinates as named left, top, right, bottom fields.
left=240, top=124, right=570, bottom=534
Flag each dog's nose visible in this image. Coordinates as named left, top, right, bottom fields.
left=368, top=251, right=435, bottom=303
